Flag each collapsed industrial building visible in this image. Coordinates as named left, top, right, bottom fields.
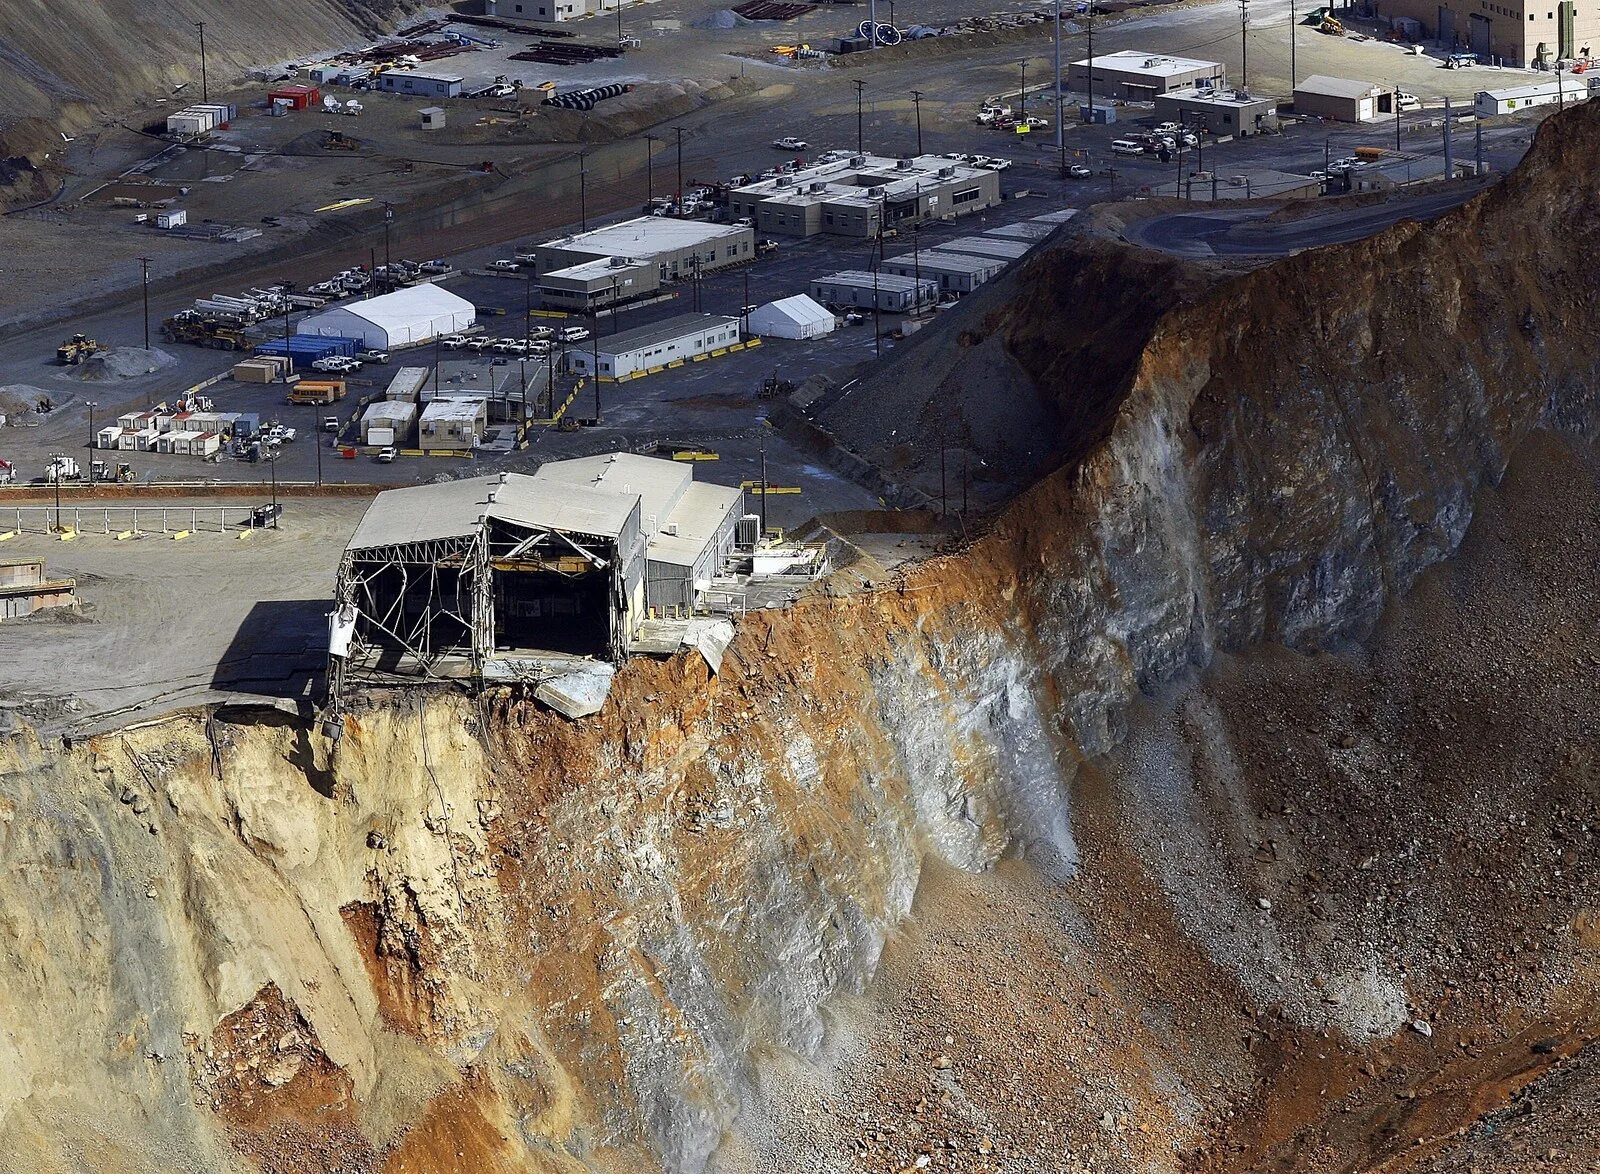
left=326, top=454, right=769, bottom=716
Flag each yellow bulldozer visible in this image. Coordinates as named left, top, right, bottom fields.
left=57, top=333, right=103, bottom=365
left=1320, top=14, right=1346, bottom=34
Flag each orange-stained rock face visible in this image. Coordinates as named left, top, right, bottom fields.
left=10, top=100, right=1600, bottom=1174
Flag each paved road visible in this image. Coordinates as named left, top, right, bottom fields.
left=1120, top=178, right=1491, bottom=257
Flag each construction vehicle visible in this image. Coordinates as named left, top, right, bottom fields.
left=90, top=460, right=134, bottom=483
left=45, top=456, right=82, bottom=483
left=324, top=129, right=359, bottom=151
left=162, top=312, right=250, bottom=351
left=1319, top=13, right=1346, bottom=34
left=287, top=379, right=347, bottom=406
left=57, top=334, right=103, bottom=365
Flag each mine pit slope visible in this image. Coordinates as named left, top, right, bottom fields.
left=11, top=81, right=1600, bottom=1174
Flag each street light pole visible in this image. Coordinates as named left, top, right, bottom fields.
left=644, top=133, right=658, bottom=207
left=50, top=453, right=62, bottom=532
left=196, top=21, right=208, bottom=104
left=1084, top=5, right=1095, bottom=123
left=1240, top=0, right=1249, bottom=88
left=578, top=151, right=589, bottom=230
left=674, top=125, right=686, bottom=209
left=854, top=80, right=866, bottom=154
left=1053, top=0, right=1065, bottom=174
left=1290, top=0, right=1297, bottom=90
left=86, top=402, right=97, bottom=470
left=382, top=202, right=394, bottom=293
left=1019, top=58, right=1027, bottom=113
left=910, top=89, right=924, bottom=155
left=138, top=257, right=152, bottom=352
left=269, top=446, right=278, bottom=528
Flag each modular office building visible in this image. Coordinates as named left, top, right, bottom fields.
left=376, top=70, right=464, bottom=99
left=811, top=271, right=938, bottom=313
left=878, top=250, right=1005, bottom=295
left=1068, top=52, right=1227, bottom=101
left=524, top=218, right=754, bottom=284
left=727, top=153, right=1001, bottom=239
left=564, top=313, right=741, bottom=379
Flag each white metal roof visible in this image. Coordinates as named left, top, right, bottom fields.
left=420, top=398, right=486, bottom=423
left=535, top=452, right=692, bottom=533
left=307, top=283, right=474, bottom=334
left=346, top=473, right=638, bottom=551
left=651, top=482, right=744, bottom=568
left=1295, top=75, right=1386, bottom=100
left=1074, top=51, right=1223, bottom=77
left=1479, top=78, right=1588, bottom=101
left=541, top=216, right=746, bottom=258
left=936, top=236, right=1034, bottom=260
left=882, top=250, right=1003, bottom=275
left=814, top=270, right=936, bottom=293
left=591, top=313, right=739, bottom=357
left=751, top=294, right=834, bottom=328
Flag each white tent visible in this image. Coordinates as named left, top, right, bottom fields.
left=745, top=294, right=835, bottom=341
left=297, top=283, right=475, bottom=349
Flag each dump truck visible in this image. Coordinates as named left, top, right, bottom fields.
left=287, top=379, right=348, bottom=405
left=57, top=334, right=103, bottom=365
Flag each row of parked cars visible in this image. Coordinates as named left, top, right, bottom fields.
left=310, top=350, right=389, bottom=374
left=940, top=151, right=1013, bottom=171
left=439, top=325, right=592, bottom=356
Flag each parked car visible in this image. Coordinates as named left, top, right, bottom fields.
left=1067, top=163, right=1092, bottom=179
left=527, top=325, right=555, bottom=340
left=357, top=350, right=389, bottom=363
left=465, top=337, right=494, bottom=351
left=419, top=259, right=450, bottom=273
left=489, top=259, right=521, bottom=272
left=557, top=325, right=591, bottom=343
left=756, top=239, right=779, bottom=256
left=376, top=446, right=397, bottom=463
left=441, top=334, right=469, bottom=349
left=528, top=340, right=554, bottom=355
left=771, top=136, right=809, bottom=150
left=323, top=416, right=341, bottom=433
left=1111, top=139, right=1144, bottom=156
left=1018, top=116, right=1050, bottom=130
left=310, top=356, right=344, bottom=372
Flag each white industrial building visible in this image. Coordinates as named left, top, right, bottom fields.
left=487, top=0, right=643, bottom=22
left=879, top=250, right=1005, bottom=295
left=1068, top=52, right=1227, bottom=100
left=1293, top=76, right=1394, bottom=122
left=523, top=217, right=754, bottom=284
left=298, top=284, right=475, bottom=350
left=361, top=401, right=418, bottom=446
left=565, top=313, right=741, bottom=379
left=811, top=271, right=938, bottom=313
left=745, top=295, right=835, bottom=340
left=727, top=153, right=1001, bottom=239
left=419, top=398, right=488, bottom=450
left=1474, top=77, right=1591, bottom=116
left=329, top=454, right=745, bottom=694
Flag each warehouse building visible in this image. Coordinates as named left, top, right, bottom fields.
left=1293, top=76, right=1394, bottom=122
left=538, top=256, right=660, bottom=312
left=487, top=0, right=643, bottom=22
left=375, top=70, right=464, bottom=99
left=533, top=453, right=745, bottom=616
left=1154, top=87, right=1280, bottom=136
left=745, top=295, right=836, bottom=340
left=297, top=284, right=475, bottom=350
left=1474, top=77, right=1592, bottom=116
left=564, top=313, right=741, bottom=379
left=329, top=456, right=743, bottom=690
left=727, top=153, right=1001, bottom=239
left=1381, top=0, right=1597, bottom=67
left=879, top=250, right=1005, bottom=295
left=419, top=398, right=488, bottom=450
left=811, top=271, right=938, bottom=313
left=524, top=218, right=754, bottom=286
left=935, top=236, right=1034, bottom=262
left=1068, top=52, right=1226, bottom=101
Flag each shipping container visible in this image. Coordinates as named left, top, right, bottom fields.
left=156, top=209, right=188, bottom=229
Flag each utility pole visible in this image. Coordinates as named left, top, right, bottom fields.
left=383, top=202, right=394, bottom=293
left=269, top=445, right=278, bottom=527
left=1290, top=0, right=1297, bottom=90
left=196, top=21, right=208, bottom=104
left=86, top=402, right=97, bottom=467
left=137, top=257, right=152, bottom=352
left=1019, top=58, right=1028, bottom=112
left=1443, top=96, right=1453, bottom=178
left=1084, top=5, right=1095, bottom=123
left=616, top=0, right=624, bottom=45
left=591, top=319, right=602, bottom=422
left=1395, top=84, right=1402, bottom=153
left=939, top=425, right=947, bottom=517
left=742, top=268, right=751, bottom=335
left=674, top=125, right=686, bottom=209
left=281, top=305, right=291, bottom=390
left=910, top=89, right=924, bottom=155
left=1053, top=0, right=1065, bottom=175
left=1474, top=119, right=1483, bottom=174
left=644, top=133, right=658, bottom=207
left=869, top=0, right=878, bottom=50
left=758, top=439, right=768, bottom=539
left=1239, top=0, right=1249, bottom=89
left=854, top=80, right=867, bottom=153
left=49, top=453, right=62, bottom=532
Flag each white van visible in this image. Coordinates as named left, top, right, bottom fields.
left=558, top=325, right=591, bottom=343
left=1395, top=90, right=1422, bottom=112
left=1111, top=139, right=1144, bottom=156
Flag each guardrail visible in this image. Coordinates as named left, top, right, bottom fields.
left=4, top=505, right=252, bottom=535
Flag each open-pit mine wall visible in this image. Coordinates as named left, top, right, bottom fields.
left=5, top=102, right=1600, bottom=1173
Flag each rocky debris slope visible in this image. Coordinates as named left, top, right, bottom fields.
left=8, top=89, right=1600, bottom=1174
